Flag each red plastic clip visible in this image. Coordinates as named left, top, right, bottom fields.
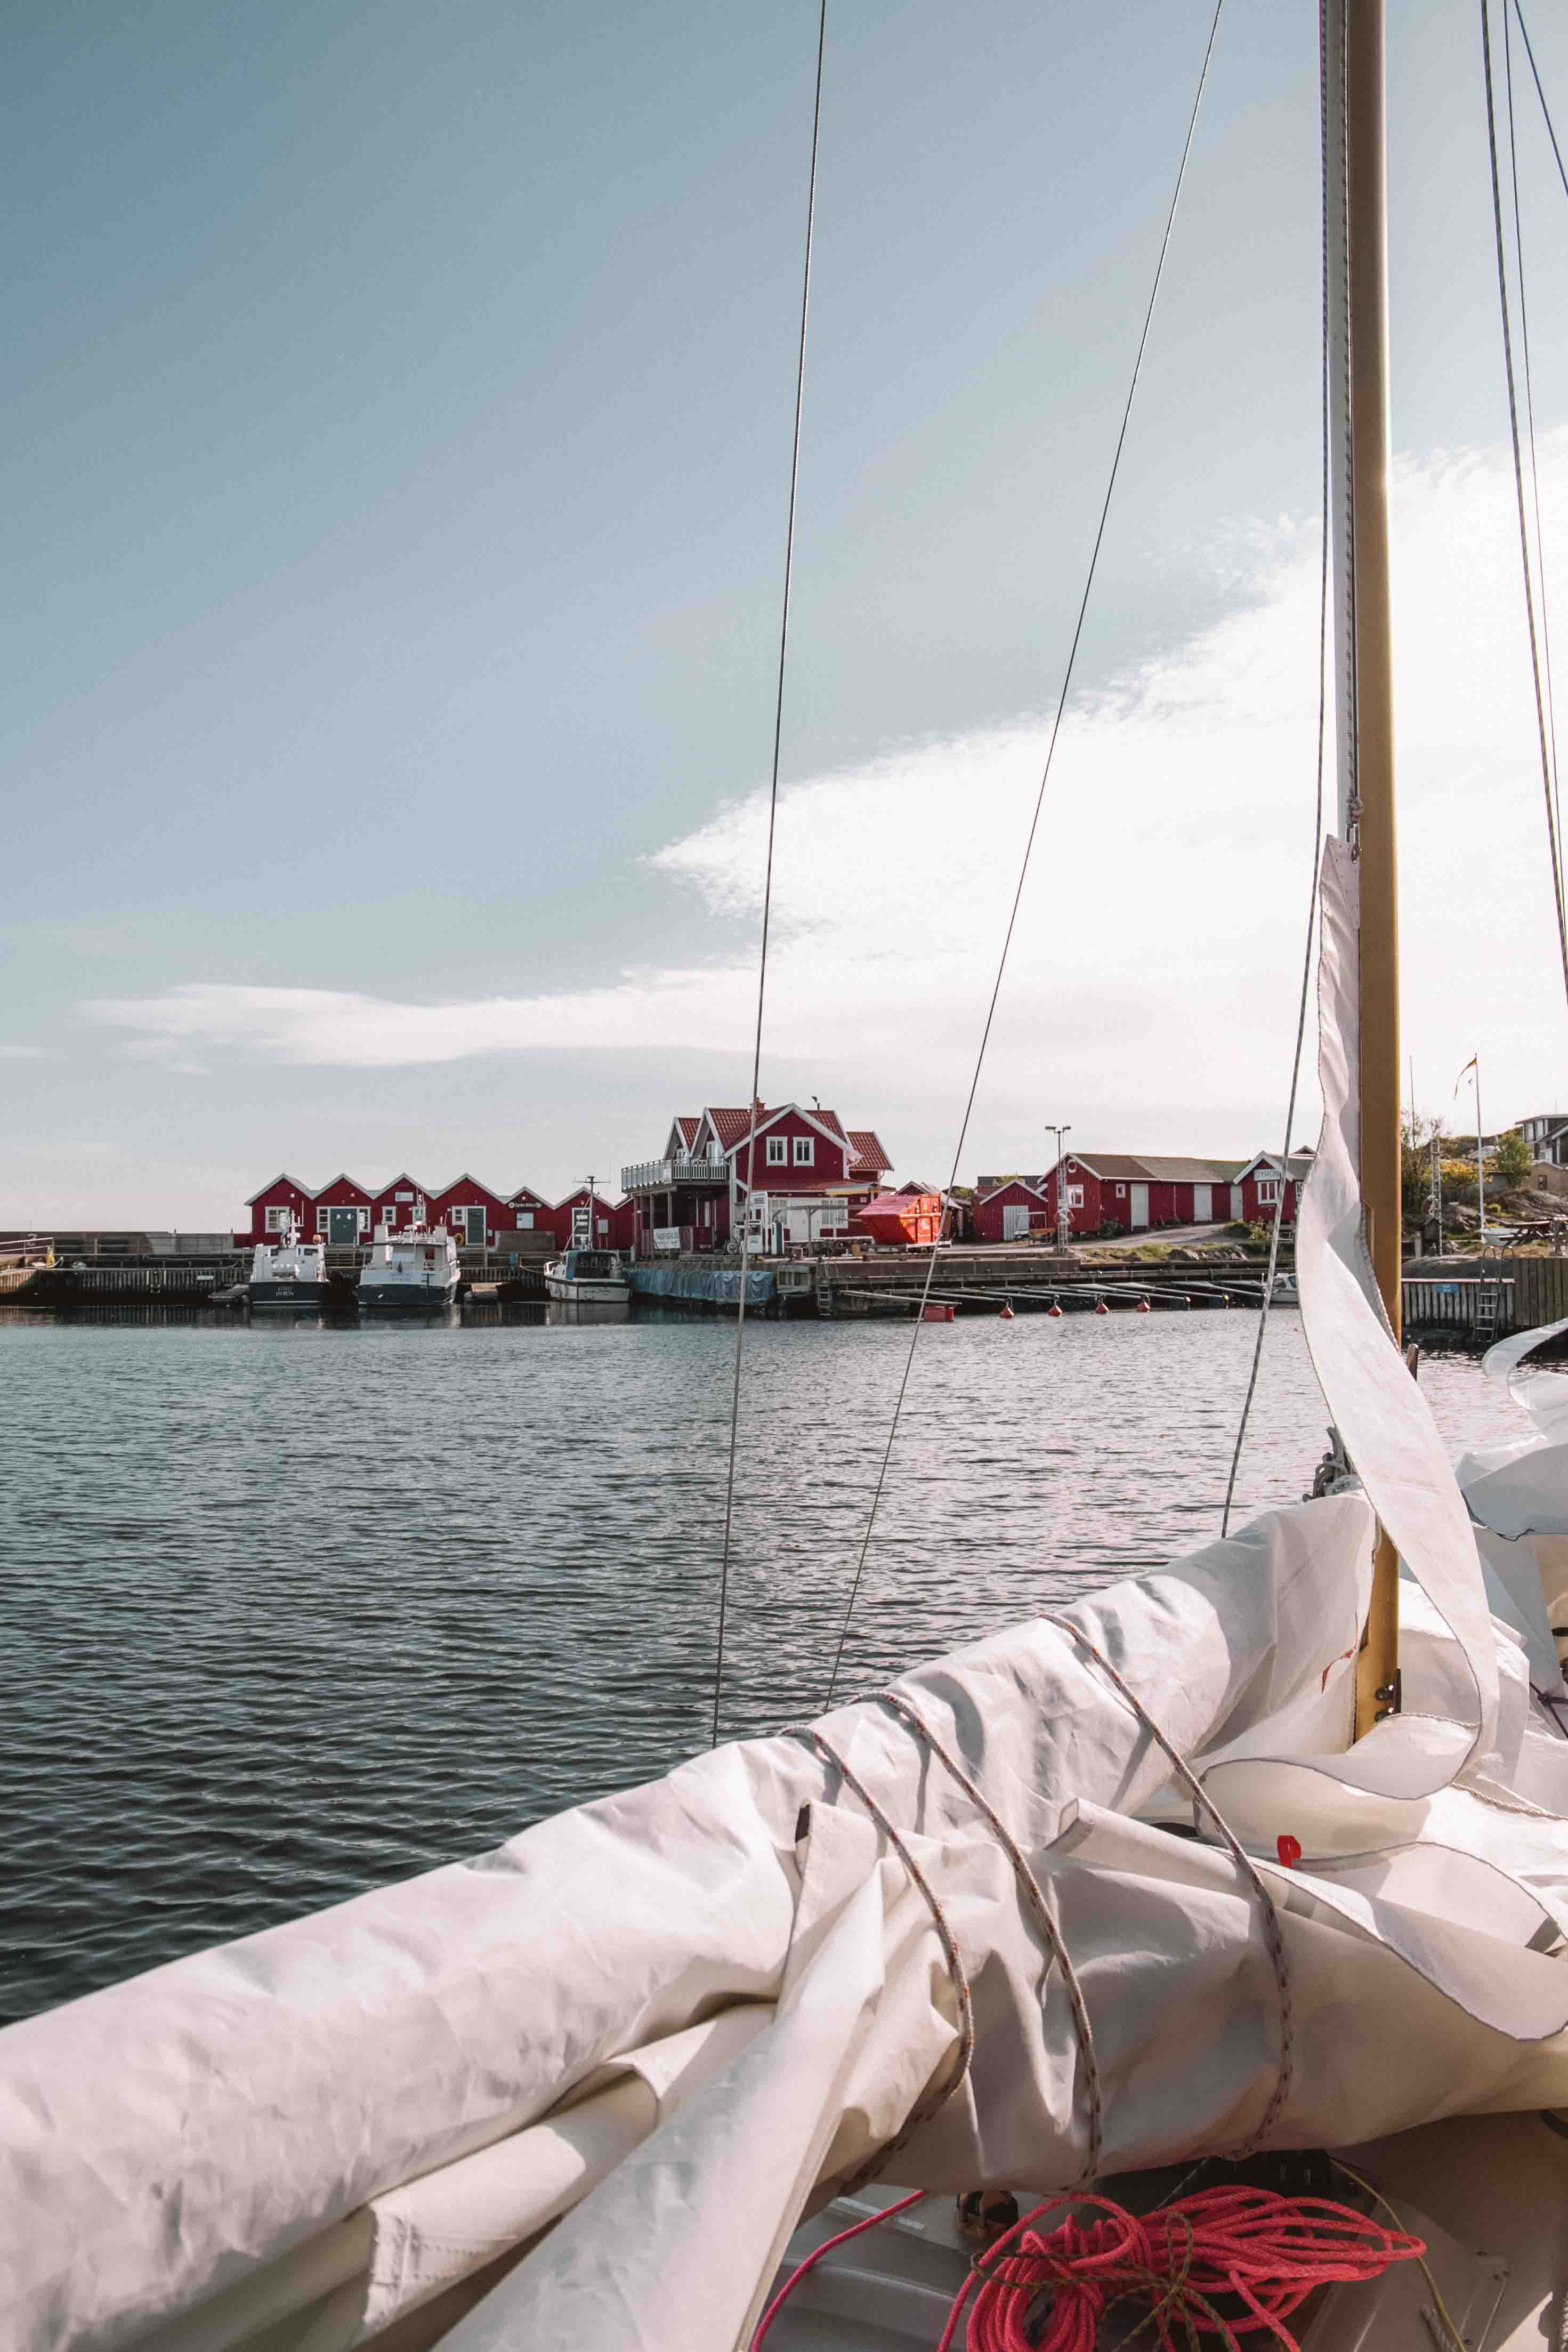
left=1276, top=1833, right=1302, bottom=1868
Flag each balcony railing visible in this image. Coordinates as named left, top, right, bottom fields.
left=621, top=1158, right=732, bottom=1191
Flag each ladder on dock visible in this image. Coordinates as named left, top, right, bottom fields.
left=1472, top=1280, right=1504, bottom=1347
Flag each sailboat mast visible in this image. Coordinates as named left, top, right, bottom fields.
left=1327, top=0, right=1402, bottom=1728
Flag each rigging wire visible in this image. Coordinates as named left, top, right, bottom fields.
left=822, top=0, right=1225, bottom=1714
left=1482, top=0, right=1568, bottom=1005
left=1218, top=0, right=1333, bottom=1538
left=1509, top=0, right=1568, bottom=210
left=1504, top=2, right=1567, bottom=988
left=710, top=0, right=828, bottom=1748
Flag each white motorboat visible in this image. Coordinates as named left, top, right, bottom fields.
left=543, top=1245, right=631, bottom=1305
left=246, top=1218, right=329, bottom=1312
left=357, top=1222, right=459, bottom=1311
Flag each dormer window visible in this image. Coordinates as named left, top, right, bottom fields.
left=793, top=1136, right=814, bottom=1166
left=766, top=1136, right=787, bottom=1166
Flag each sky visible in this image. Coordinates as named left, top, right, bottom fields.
left=5, top=0, right=1568, bottom=1225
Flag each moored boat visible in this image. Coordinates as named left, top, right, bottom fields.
left=246, top=1219, right=328, bottom=1312
left=543, top=1244, right=631, bottom=1305
left=357, top=1222, right=459, bottom=1311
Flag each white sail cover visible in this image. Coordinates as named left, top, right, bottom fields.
left=5, top=842, right=1568, bottom=2352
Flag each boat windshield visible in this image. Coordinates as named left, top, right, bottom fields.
left=568, top=1251, right=620, bottom=1278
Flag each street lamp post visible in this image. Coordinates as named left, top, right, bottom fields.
left=1047, top=1123, right=1072, bottom=1252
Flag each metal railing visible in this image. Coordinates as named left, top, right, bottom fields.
left=621, top=1158, right=731, bottom=1190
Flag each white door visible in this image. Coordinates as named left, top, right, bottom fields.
left=1193, top=1184, right=1212, bottom=1223
left=1002, top=1204, right=1030, bottom=1240
left=1130, top=1184, right=1150, bottom=1229
left=1231, top=1183, right=1244, bottom=1220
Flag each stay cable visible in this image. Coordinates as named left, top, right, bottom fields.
left=824, top=0, right=1225, bottom=1711
left=711, top=0, right=828, bottom=1748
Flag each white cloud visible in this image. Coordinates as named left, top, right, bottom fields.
left=86, top=432, right=1568, bottom=1170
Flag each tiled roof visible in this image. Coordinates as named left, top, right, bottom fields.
left=706, top=1106, right=760, bottom=1147
left=675, top=1116, right=700, bottom=1147
left=815, top=1109, right=848, bottom=1143
left=847, top=1128, right=891, bottom=1172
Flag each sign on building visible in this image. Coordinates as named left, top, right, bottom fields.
left=652, top=1226, right=682, bottom=1253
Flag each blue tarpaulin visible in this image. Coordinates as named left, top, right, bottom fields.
left=627, top=1263, right=775, bottom=1308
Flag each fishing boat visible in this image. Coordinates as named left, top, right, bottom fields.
left=245, top=1216, right=329, bottom=1313
left=543, top=1178, right=632, bottom=1303
left=542, top=1245, right=632, bottom=1305
left=357, top=1221, right=460, bottom=1312
left=7, top=5, right=1568, bottom=2349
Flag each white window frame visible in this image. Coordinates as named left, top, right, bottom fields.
left=793, top=1135, right=814, bottom=1166
left=1115, top=1184, right=1125, bottom=1198
left=266, top=1205, right=292, bottom=1233
left=1256, top=1177, right=1283, bottom=1206
left=766, top=1135, right=787, bottom=1166
left=514, top=1210, right=534, bottom=1228
left=1066, top=1185, right=1084, bottom=1208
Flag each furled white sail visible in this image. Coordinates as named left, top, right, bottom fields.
left=4, top=849, right=1568, bottom=2352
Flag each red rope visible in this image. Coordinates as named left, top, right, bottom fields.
left=937, top=2187, right=1426, bottom=2352
left=754, top=2185, right=1424, bottom=2352
left=750, top=2191, right=925, bottom=2348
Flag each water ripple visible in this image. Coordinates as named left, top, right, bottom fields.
left=0, top=1303, right=1521, bottom=2022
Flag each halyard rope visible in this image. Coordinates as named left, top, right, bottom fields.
left=712, top=0, right=829, bottom=1747
left=824, top=0, right=1226, bottom=1710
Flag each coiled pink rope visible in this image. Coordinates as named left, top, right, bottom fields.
left=754, top=2184, right=1424, bottom=2352
left=939, top=2186, right=1425, bottom=2352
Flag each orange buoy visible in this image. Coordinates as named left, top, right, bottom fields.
left=1095, top=1300, right=1109, bottom=1315
left=999, top=1304, right=1015, bottom=1320
left=1047, top=1303, right=1063, bottom=1318
left=1135, top=1298, right=1151, bottom=1314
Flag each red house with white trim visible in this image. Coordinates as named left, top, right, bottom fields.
left=240, top=1174, right=316, bottom=1245
left=973, top=1178, right=1053, bottom=1243
left=310, top=1173, right=375, bottom=1246
left=368, top=1174, right=429, bottom=1236
left=426, top=1175, right=521, bottom=1250
left=238, top=1171, right=552, bottom=1248
left=544, top=1186, right=635, bottom=1251
left=621, top=1104, right=893, bottom=1255
left=507, top=1185, right=552, bottom=1233
left=1234, top=1152, right=1312, bottom=1226
left=1038, top=1153, right=1247, bottom=1238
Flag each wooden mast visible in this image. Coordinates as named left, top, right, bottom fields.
left=1327, top=0, right=1402, bottom=1733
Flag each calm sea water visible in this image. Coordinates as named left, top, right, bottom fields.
left=0, top=1300, right=1525, bottom=2025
